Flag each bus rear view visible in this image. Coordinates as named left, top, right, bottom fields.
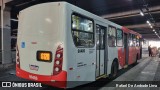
left=16, top=2, right=67, bottom=88
left=16, top=1, right=142, bottom=89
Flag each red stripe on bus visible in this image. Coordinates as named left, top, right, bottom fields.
left=118, top=47, right=125, bottom=67
left=16, top=65, right=67, bottom=88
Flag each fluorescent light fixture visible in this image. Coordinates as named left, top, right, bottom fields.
left=150, top=26, right=153, bottom=28
left=146, top=20, right=150, bottom=24
left=140, top=11, right=144, bottom=16
left=153, top=29, right=155, bottom=31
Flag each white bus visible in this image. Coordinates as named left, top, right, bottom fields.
left=16, top=2, right=142, bottom=88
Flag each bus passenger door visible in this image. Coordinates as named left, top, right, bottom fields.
left=96, top=24, right=106, bottom=78
left=124, top=33, right=129, bottom=66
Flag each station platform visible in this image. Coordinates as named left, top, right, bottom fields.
left=103, top=56, right=160, bottom=90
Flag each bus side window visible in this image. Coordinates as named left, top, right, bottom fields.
left=136, top=36, right=140, bottom=46
left=129, top=34, right=132, bottom=46
left=73, top=33, right=80, bottom=46
left=108, top=26, right=116, bottom=47
left=132, top=34, right=136, bottom=46
left=71, top=13, right=94, bottom=48
left=117, top=29, right=123, bottom=47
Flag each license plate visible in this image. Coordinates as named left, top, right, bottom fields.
left=37, top=51, right=52, bottom=62
left=29, top=64, right=39, bottom=71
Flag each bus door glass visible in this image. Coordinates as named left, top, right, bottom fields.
left=96, top=24, right=106, bottom=78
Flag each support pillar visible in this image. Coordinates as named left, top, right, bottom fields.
left=0, top=0, right=11, bottom=64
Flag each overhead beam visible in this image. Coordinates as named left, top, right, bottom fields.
left=142, top=34, right=157, bottom=35
left=138, top=32, right=154, bottom=34
left=0, top=0, right=12, bottom=6
left=101, top=6, right=160, bottom=19
left=125, top=24, right=149, bottom=29
left=125, top=22, right=160, bottom=29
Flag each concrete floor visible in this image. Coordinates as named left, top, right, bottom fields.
left=0, top=50, right=160, bottom=90
left=103, top=57, right=160, bottom=90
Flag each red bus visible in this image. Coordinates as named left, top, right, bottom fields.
left=16, top=2, right=142, bottom=88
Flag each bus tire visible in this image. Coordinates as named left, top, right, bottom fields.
left=110, top=61, right=118, bottom=79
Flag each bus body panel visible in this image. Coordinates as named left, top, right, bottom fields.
left=103, top=19, right=122, bottom=74
left=122, top=27, right=141, bottom=65
left=17, top=2, right=68, bottom=88
left=128, top=47, right=134, bottom=64
left=64, top=3, right=77, bottom=86
left=65, top=4, right=97, bottom=87
left=118, top=46, right=125, bottom=67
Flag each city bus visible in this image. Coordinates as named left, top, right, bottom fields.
left=16, top=2, right=142, bottom=88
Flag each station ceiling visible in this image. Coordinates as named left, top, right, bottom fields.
left=5, top=0, right=160, bottom=40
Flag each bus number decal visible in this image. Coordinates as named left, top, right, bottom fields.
left=77, top=62, right=87, bottom=67
left=78, top=49, right=85, bottom=53
left=29, top=75, right=38, bottom=80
